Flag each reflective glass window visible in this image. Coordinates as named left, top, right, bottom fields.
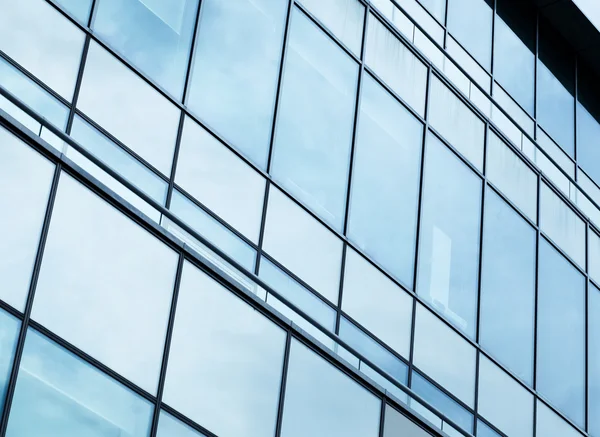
left=477, top=421, right=502, bottom=437
left=175, top=117, right=265, bottom=242
left=413, top=304, right=476, bottom=407
left=480, top=189, right=535, bottom=384
left=0, top=127, right=54, bottom=311
left=536, top=401, right=581, bottom=437
left=590, top=230, right=600, bottom=284
left=259, top=258, right=336, bottom=331
left=383, top=404, right=433, bottom=437
left=537, top=18, right=575, bottom=157
left=163, top=262, right=286, bottom=437
left=486, top=131, right=537, bottom=221
left=447, top=0, right=492, bottom=69
left=365, top=15, right=428, bottom=116
left=540, top=183, right=585, bottom=268
left=156, top=411, right=205, bottom=437
left=417, top=0, right=446, bottom=23
left=280, top=339, right=381, bottom=437
left=6, top=329, right=153, bottom=437
left=77, top=42, right=180, bottom=176
left=70, top=115, right=168, bottom=205
left=0, top=56, right=69, bottom=131
left=537, top=239, right=585, bottom=427
left=299, top=0, right=365, bottom=55
left=52, top=0, right=93, bottom=23
left=590, top=283, right=600, bottom=436
left=187, top=0, right=288, bottom=168
left=32, top=174, right=179, bottom=393
left=92, top=0, right=199, bottom=98
left=263, top=187, right=343, bottom=304
left=347, top=73, right=423, bottom=286
left=272, top=7, right=358, bottom=231
left=417, top=135, right=482, bottom=337
left=577, top=62, right=600, bottom=187
left=494, top=0, right=535, bottom=114
left=0, top=0, right=85, bottom=100
left=342, top=248, right=413, bottom=358
left=478, top=355, right=534, bottom=437
left=429, top=76, right=485, bottom=170
left=0, top=310, right=20, bottom=413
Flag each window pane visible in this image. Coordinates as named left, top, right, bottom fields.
left=342, top=247, right=413, bottom=358
left=280, top=339, right=381, bottom=437
left=590, top=284, right=600, bottom=436
left=0, top=0, right=85, bottom=100
left=187, top=0, right=288, bottom=168
left=157, top=411, right=205, bottom=437
left=417, top=0, right=446, bottom=23
left=263, top=187, right=343, bottom=304
left=6, top=329, right=153, bottom=437
left=590, top=230, right=600, bottom=284
left=536, top=401, right=581, bottom=437
left=92, top=0, right=199, bottom=98
left=577, top=62, right=600, bottom=187
left=480, top=189, right=535, bottom=384
left=347, top=73, right=423, bottom=286
left=384, top=404, right=433, bottom=437
left=299, top=0, right=364, bottom=55
left=0, top=310, right=20, bottom=412
left=417, top=135, right=482, bottom=338
left=0, top=127, right=54, bottom=311
left=485, top=131, right=537, bottom=221
left=365, top=15, right=427, bottom=116
left=540, top=183, right=585, bottom=268
left=0, top=56, right=69, bottom=130
left=32, top=174, right=179, bottom=393
left=537, top=239, right=585, bottom=427
left=494, top=1, right=535, bottom=114
left=428, top=76, right=485, bottom=170
left=163, top=262, right=286, bottom=437
left=77, top=42, right=180, bottom=176
left=259, top=258, right=336, bottom=331
left=52, top=0, right=92, bottom=23
left=175, top=117, right=265, bottom=242
left=477, top=421, right=502, bottom=437
left=478, top=355, right=533, bottom=437
left=272, top=8, right=358, bottom=231
left=447, top=0, right=492, bottom=69
left=413, top=304, right=476, bottom=407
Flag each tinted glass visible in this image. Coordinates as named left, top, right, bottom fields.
left=263, top=187, right=343, bottom=304
left=536, top=401, right=581, bottom=437
left=187, top=0, right=288, bottom=168
left=347, top=73, right=423, bottom=286
left=32, top=174, right=179, bottom=394
left=0, top=310, right=20, bottom=413
left=417, top=135, right=482, bottom=338
left=0, top=0, right=85, bottom=100
left=590, top=230, right=600, bottom=285
left=77, top=42, right=180, bottom=176
left=280, top=339, right=381, bottom=437
left=447, top=0, right=492, bottom=69
left=589, top=283, right=600, bottom=436
left=0, top=127, right=54, bottom=311
left=52, top=0, right=93, bottom=23
left=272, top=7, right=359, bottom=231
left=480, top=189, right=535, bottom=384
left=6, top=329, right=153, bottom=437
left=92, top=0, right=199, bottom=98
left=418, top=0, right=446, bottom=22
left=577, top=62, right=600, bottom=187
left=175, top=117, right=265, bottom=242
left=537, top=239, right=585, bottom=427
left=163, top=262, right=286, bottom=437
left=156, top=411, right=206, bottom=437
left=342, top=247, right=413, bottom=358
left=383, top=405, right=433, bottom=437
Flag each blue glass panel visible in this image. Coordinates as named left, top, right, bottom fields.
left=6, top=329, right=153, bottom=437
left=480, top=189, right=535, bottom=384
left=417, top=135, right=482, bottom=338
left=92, top=0, right=199, bottom=98
left=410, top=372, right=473, bottom=433
left=347, top=73, right=423, bottom=286
left=577, top=63, right=600, bottom=187
left=447, top=0, right=492, bottom=69
left=0, top=310, right=20, bottom=413
left=52, top=0, right=93, bottom=23
left=477, top=421, right=501, bottom=437
left=339, top=317, right=408, bottom=385
left=272, top=7, right=358, bottom=231
left=156, top=411, right=206, bottom=437
left=187, top=0, right=288, bottom=168
left=418, top=0, right=446, bottom=22
left=537, top=239, right=585, bottom=427
left=589, top=283, right=600, bottom=436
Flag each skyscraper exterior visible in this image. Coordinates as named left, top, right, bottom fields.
left=0, top=0, right=599, bottom=436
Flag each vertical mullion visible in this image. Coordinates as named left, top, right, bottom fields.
left=149, top=253, right=185, bottom=437
left=274, top=332, right=292, bottom=437
left=65, top=36, right=91, bottom=135
left=532, top=172, right=542, bottom=437
left=0, top=165, right=62, bottom=437
left=585, top=221, right=590, bottom=433
left=165, top=112, right=186, bottom=209
left=378, top=397, right=387, bottom=437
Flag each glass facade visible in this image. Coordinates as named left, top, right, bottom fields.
left=1, top=0, right=600, bottom=436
